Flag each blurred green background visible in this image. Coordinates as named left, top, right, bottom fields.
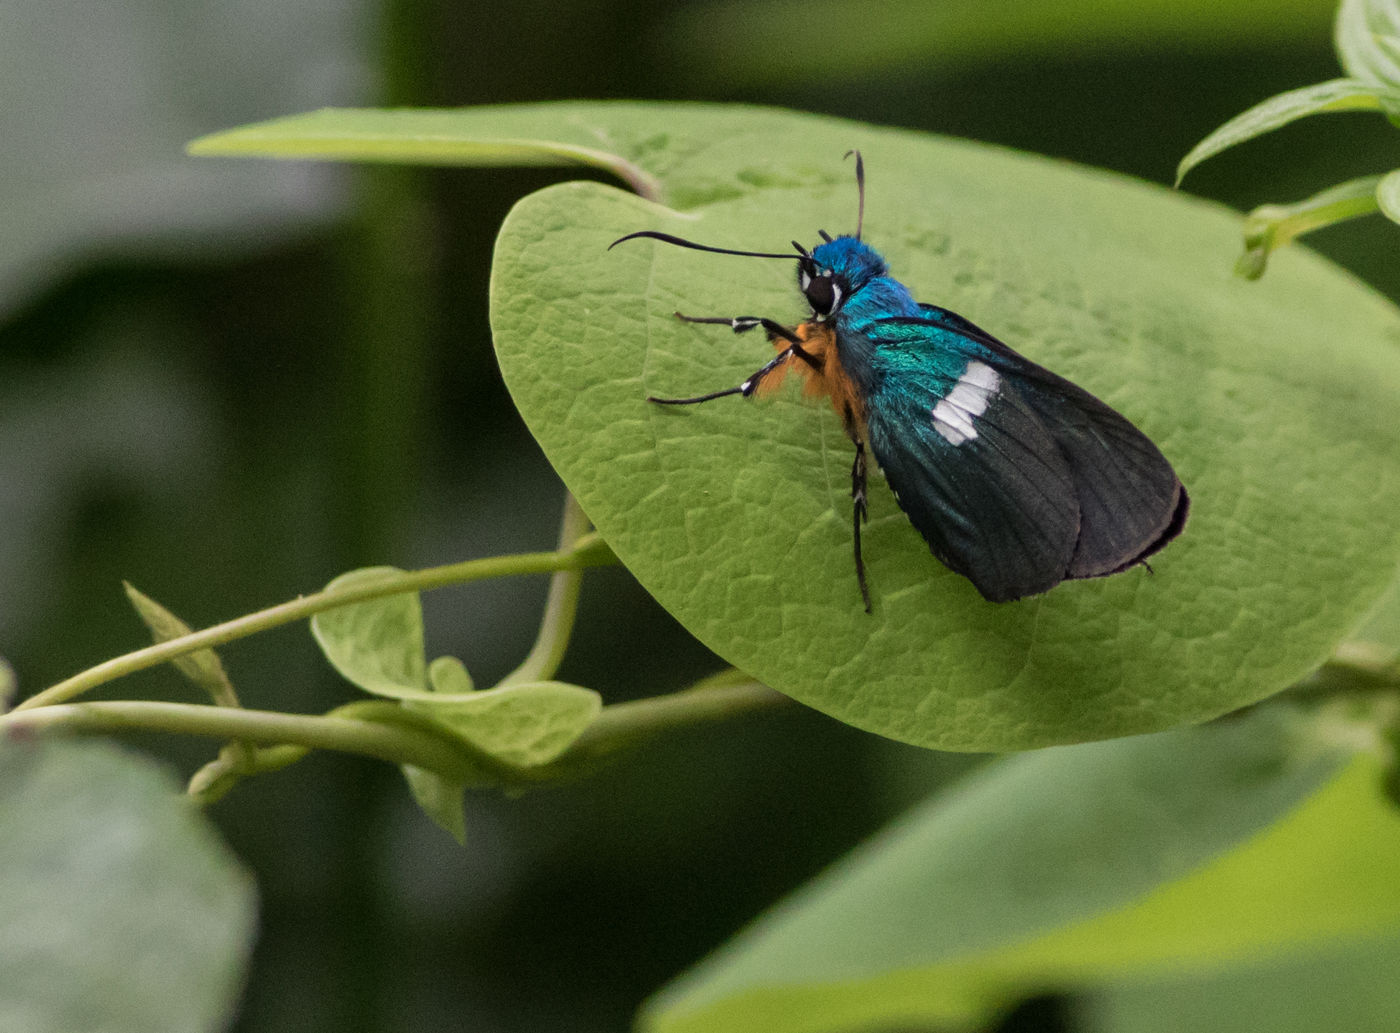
left=4, top=1, right=1398, bottom=1030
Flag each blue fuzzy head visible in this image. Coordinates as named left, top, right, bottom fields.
left=798, top=236, right=887, bottom=317
left=800, top=235, right=919, bottom=328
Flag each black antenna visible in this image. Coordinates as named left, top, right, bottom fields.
left=608, top=230, right=795, bottom=260
left=844, top=149, right=865, bottom=240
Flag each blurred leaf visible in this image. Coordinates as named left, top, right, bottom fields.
left=0, top=0, right=367, bottom=314
left=475, top=102, right=1400, bottom=749
left=1233, top=174, right=1384, bottom=278
left=402, top=765, right=468, bottom=846
left=641, top=705, right=1388, bottom=1033
left=1176, top=78, right=1389, bottom=185
left=1352, top=561, right=1400, bottom=648
left=0, top=738, right=256, bottom=1033
left=310, top=566, right=427, bottom=698
left=406, top=681, right=602, bottom=768
left=1080, top=929, right=1400, bottom=1033
left=653, top=0, right=1338, bottom=87
left=1336, top=0, right=1400, bottom=97
left=123, top=581, right=239, bottom=707
left=1379, top=167, right=1400, bottom=222
left=0, top=655, right=13, bottom=710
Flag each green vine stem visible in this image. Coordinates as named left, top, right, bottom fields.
left=498, top=492, right=593, bottom=686
left=14, top=534, right=617, bottom=713
left=0, top=676, right=789, bottom=791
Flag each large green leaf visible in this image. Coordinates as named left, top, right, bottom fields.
left=197, top=103, right=1400, bottom=750
left=642, top=705, right=1392, bottom=1033
left=0, top=739, right=256, bottom=1033
left=1080, top=931, right=1400, bottom=1033
left=482, top=103, right=1400, bottom=749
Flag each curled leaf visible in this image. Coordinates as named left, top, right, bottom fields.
left=406, top=681, right=602, bottom=768
left=1336, top=0, right=1400, bottom=95
left=1234, top=174, right=1384, bottom=278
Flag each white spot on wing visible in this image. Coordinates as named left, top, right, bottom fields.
left=931, top=361, right=999, bottom=446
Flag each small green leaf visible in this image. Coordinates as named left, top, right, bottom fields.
left=642, top=706, right=1376, bottom=1033
left=427, top=654, right=474, bottom=694
left=310, top=566, right=427, bottom=697
left=0, top=738, right=256, bottom=1033
left=124, top=582, right=240, bottom=708
left=407, top=681, right=602, bottom=768
left=402, top=766, right=468, bottom=846
left=1233, top=174, right=1384, bottom=279
left=1378, top=167, right=1400, bottom=223
left=1176, top=78, right=1385, bottom=185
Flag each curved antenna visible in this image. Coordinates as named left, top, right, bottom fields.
left=843, top=149, right=866, bottom=240
left=608, top=230, right=795, bottom=260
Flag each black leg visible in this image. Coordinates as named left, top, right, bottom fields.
left=647, top=347, right=793, bottom=405
left=851, top=439, right=871, bottom=613
left=675, top=312, right=822, bottom=371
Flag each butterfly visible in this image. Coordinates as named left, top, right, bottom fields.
left=612, top=153, right=1188, bottom=611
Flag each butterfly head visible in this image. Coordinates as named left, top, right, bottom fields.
left=799, top=236, right=888, bottom=319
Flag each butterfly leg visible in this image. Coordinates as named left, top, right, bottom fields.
left=851, top=438, right=872, bottom=613
left=647, top=347, right=794, bottom=405
left=649, top=312, right=816, bottom=405
left=674, top=313, right=823, bottom=370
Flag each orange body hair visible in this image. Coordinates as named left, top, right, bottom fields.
left=755, top=321, right=869, bottom=439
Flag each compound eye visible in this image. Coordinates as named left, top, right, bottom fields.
left=804, top=273, right=841, bottom=315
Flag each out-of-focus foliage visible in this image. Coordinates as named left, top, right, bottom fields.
left=0, top=739, right=256, bottom=1033
left=0, top=0, right=367, bottom=312
left=1178, top=0, right=1400, bottom=275
left=655, top=0, right=1338, bottom=86
left=643, top=707, right=1396, bottom=1033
